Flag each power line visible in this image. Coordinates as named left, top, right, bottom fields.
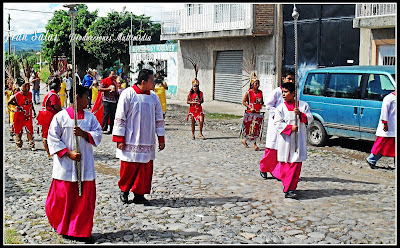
left=4, top=8, right=55, bottom=14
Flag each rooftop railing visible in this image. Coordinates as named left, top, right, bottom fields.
left=355, top=3, right=396, bottom=18
left=161, top=4, right=253, bottom=35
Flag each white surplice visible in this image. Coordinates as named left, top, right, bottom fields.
left=265, top=87, right=284, bottom=149
left=112, top=87, right=165, bottom=163
left=274, top=100, right=313, bottom=163
left=47, top=110, right=103, bottom=181
left=376, top=92, right=396, bottom=137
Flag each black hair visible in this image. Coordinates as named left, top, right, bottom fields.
left=282, top=69, right=295, bottom=78
left=49, top=77, right=61, bottom=91
left=136, top=69, right=154, bottom=85
left=190, top=85, right=201, bottom=96
left=281, top=82, right=295, bottom=93
left=69, top=84, right=90, bottom=104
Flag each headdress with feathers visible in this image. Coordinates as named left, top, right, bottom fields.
left=242, top=51, right=259, bottom=89
left=184, top=57, right=199, bottom=86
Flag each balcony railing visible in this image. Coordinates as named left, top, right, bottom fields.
left=355, top=4, right=396, bottom=18
left=161, top=4, right=253, bottom=35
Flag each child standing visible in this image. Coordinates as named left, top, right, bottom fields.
left=90, top=80, right=99, bottom=106
left=241, top=72, right=264, bottom=150
left=112, top=69, right=165, bottom=204
left=187, top=78, right=205, bottom=140
left=274, top=82, right=313, bottom=198
left=45, top=85, right=102, bottom=241
left=7, top=81, right=37, bottom=151
left=366, top=91, right=396, bottom=169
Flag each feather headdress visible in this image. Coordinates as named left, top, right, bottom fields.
left=184, top=57, right=199, bottom=86
left=242, top=52, right=259, bottom=89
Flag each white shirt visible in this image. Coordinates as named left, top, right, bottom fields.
left=47, top=109, right=102, bottom=181
left=64, top=77, right=72, bottom=90
left=376, top=92, right=396, bottom=137
left=274, top=100, right=313, bottom=163
left=113, top=87, right=165, bottom=163
left=265, top=87, right=285, bottom=149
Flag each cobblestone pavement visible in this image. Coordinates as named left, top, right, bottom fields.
left=3, top=101, right=396, bottom=244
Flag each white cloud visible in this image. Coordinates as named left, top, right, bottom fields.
left=3, top=2, right=185, bottom=35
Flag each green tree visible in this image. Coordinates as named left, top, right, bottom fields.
left=84, top=8, right=162, bottom=69
left=42, top=4, right=98, bottom=77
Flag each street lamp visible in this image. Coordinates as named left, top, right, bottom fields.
left=64, top=4, right=82, bottom=196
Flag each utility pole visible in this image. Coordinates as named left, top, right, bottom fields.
left=8, top=14, right=11, bottom=67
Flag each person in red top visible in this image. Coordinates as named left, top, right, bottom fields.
left=37, top=77, right=62, bottom=158
left=8, top=81, right=37, bottom=151
left=98, top=70, right=119, bottom=134
left=241, top=72, right=264, bottom=150
left=187, top=78, right=206, bottom=140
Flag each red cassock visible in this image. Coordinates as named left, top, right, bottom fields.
left=37, top=90, right=60, bottom=138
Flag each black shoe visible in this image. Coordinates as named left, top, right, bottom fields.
left=120, top=191, right=129, bottom=204
left=260, top=171, right=268, bottom=180
left=133, top=194, right=149, bottom=204
left=62, top=235, right=94, bottom=244
left=270, top=173, right=281, bottom=181
left=284, top=190, right=297, bottom=199
left=366, top=159, right=378, bottom=169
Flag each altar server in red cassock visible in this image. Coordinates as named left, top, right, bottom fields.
left=45, top=85, right=102, bottom=240
left=274, top=82, right=313, bottom=199
left=366, top=91, right=396, bottom=169
left=112, top=69, right=165, bottom=204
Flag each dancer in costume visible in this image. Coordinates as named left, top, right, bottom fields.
left=8, top=80, right=37, bottom=151
left=241, top=72, right=264, bottom=151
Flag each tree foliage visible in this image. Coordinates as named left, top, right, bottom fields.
left=42, top=4, right=98, bottom=76
left=84, top=8, right=162, bottom=69
left=42, top=4, right=162, bottom=76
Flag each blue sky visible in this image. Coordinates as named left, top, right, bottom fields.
left=3, top=2, right=184, bottom=35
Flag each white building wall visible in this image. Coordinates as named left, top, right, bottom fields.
left=177, top=35, right=275, bottom=103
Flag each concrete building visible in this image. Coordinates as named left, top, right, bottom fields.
left=129, top=43, right=179, bottom=97
left=161, top=4, right=280, bottom=104
left=353, top=3, right=396, bottom=66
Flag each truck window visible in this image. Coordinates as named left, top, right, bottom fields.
left=326, top=73, right=362, bottom=99
left=365, top=74, right=395, bottom=101
left=303, top=73, right=326, bottom=96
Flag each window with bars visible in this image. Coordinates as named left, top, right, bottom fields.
left=383, top=56, right=395, bottom=65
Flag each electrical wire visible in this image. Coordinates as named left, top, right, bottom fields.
left=4, top=8, right=55, bottom=14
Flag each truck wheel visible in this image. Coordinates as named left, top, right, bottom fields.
left=307, top=120, right=328, bottom=147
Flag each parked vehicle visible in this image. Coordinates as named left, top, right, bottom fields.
left=299, top=66, right=396, bottom=146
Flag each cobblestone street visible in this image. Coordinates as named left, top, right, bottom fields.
left=3, top=100, right=396, bottom=244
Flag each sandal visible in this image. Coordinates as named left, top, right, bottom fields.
left=254, top=145, right=260, bottom=151
left=198, top=134, right=206, bottom=140
left=241, top=139, right=249, bottom=148
left=192, top=134, right=195, bottom=140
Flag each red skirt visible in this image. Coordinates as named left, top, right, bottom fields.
left=259, top=148, right=281, bottom=179
left=280, top=162, right=302, bottom=192
left=118, top=160, right=153, bottom=195
left=371, top=137, right=395, bottom=157
left=45, top=179, right=96, bottom=238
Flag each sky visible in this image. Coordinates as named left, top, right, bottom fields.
left=3, top=2, right=185, bottom=35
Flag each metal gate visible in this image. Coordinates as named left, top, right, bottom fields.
left=214, top=50, right=243, bottom=103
